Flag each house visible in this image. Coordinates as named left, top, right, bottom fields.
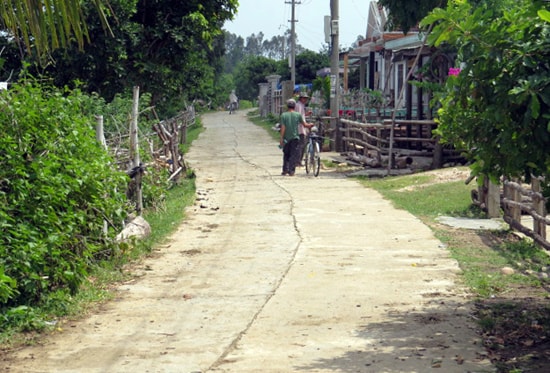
left=345, top=0, right=453, bottom=120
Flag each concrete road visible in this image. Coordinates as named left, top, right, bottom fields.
left=3, top=110, right=493, bottom=373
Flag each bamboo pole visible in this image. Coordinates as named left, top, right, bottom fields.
left=130, top=86, right=143, bottom=215
left=95, top=115, right=109, bottom=235
left=95, top=115, right=106, bottom=148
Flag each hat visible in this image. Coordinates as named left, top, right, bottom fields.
left=299, top=92, right=309, bottom=99
left=287, top=98, right=296, bottom=108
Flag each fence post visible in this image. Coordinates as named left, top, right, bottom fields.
left=346, top=120, right=354, bottom=153
left=509, top=179, right=521, bottom=223
left=95, top=115, right=108, bottom=235
left=532, top=178, right=546, bottom=240
left=180, top=116, right=187, bottom=145
left=486, top=178, right=501, bottom=218
left=95, top=115, right=106, bottom=148
left=433, top=135, right=443, bottom=169
left=130, top=86, right=143, bottom=215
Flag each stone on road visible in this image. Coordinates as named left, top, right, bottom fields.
left=3, top=110, right=493, bottom=373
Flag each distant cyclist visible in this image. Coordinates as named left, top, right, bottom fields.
left=228, top=90, right=238, bottom=114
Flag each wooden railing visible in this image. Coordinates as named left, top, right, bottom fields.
left=152, top=107, right=196, bottom=181
left=98, top=105, right=196, bottom=214
left=502, top=178, right=548, bottom=250
left=338, top=117, right=462, bottom=167
left=472, top=176, right=550, bottom=251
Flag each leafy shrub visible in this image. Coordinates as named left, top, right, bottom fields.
left=238, top=100, right=253, bottom=109
left=423, top=0, right=550, bottom=181
left=0, top=79, right=128, bottom=308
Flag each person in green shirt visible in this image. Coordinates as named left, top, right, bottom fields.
left=279, top=99, right=313, bottom=176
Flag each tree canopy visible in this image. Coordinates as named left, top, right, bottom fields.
left=233, top=56, right=282, bottom=101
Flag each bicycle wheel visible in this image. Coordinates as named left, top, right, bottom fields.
left=305, top=141, right=312, bottom=174
left=312, top=140, right=321, bottom=177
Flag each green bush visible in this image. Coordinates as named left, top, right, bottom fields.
left=238, top=100, right=254, bottom=109
left=423, top=0, right=550, bottom=181
left=0, top=79, right=128, bottom=309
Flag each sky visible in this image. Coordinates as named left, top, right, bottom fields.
left=224, top=0, right=370, bottom=52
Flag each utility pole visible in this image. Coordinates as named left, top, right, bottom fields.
left=286, top=0, right=299, bottom=89
left=330, top=0, right=341, bottom=150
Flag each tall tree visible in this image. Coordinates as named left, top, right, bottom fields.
left=233, top=55, right=281, bottom=101
left=263, top=35, right=287, bottom=60
left=244, top=32, right=265, bottom=56
left=223, top=32, right=245, bottom=73
left=295, top=50, right=329, bottom=84
left=124, top=0, right=237, bottom=113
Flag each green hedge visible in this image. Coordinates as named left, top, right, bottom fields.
left=0, top=80, right=127, bottom=309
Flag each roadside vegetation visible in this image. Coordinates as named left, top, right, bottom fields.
left=361, top=171, right=550, bottom=373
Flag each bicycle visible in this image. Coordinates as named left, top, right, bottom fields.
left=228, top=101, right=237, bottom=114
left=305, top=126, right=322, bottom=177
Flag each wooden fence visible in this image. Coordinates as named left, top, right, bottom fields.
left=97, top=97, right=196, bottom=214
left=472, top=177, right=550, bottom=251
left=102, top=108, right=195, bottom=175
left=503, top=178, right=549, bottom=250
left=152, top=107, right=196, bottom=181
left=338, top=118, right=462, bottom=168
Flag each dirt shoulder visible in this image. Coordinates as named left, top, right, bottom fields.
left=434, top=227, right=550, bottom=373
left=2, top=111, right=495, bottom=372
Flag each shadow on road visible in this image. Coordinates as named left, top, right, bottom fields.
left=295, top=299, right=490, bottom=372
